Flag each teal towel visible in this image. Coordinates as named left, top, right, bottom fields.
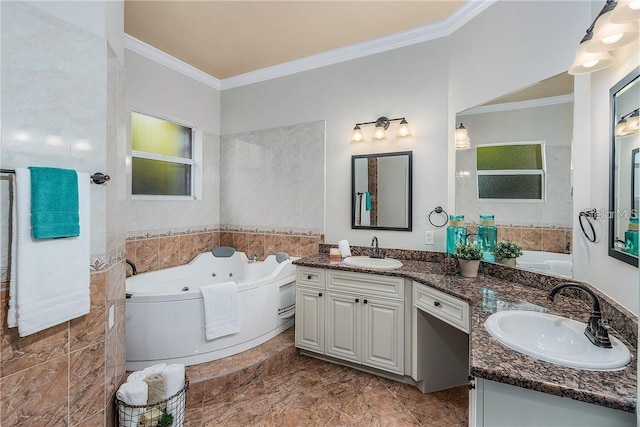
left=29, top=166, right=79, bottom=239
left=364, top=192, right=371, bottom=211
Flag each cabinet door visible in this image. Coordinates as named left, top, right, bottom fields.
left=326, top=292, right=361, bottom=363
left=362, top=297, right=404, bottom=374
left=295, top=287, right=325, bottom=354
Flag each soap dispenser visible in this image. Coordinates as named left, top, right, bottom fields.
left=446, top=215, right=467, bottom=256
left=625, top=217, right=639, bottom=256
left=477, top=214, right=497, bottom=262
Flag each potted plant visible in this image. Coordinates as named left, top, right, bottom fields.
left=494, top=240, right=523, bottom=267
left=453, top=241, right=483, bottom=278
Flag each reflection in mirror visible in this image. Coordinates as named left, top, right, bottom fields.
left=609, top=67, right=640, bottom=267
left=455, top=72, right=574, bottom=277
left=351, top=151, right=412, bottom=231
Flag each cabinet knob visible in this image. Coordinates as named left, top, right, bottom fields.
left=307, top=275, right=312, bottom=280
left=434, top=301, right=441, bottom=307
left=355, top=298, right=360, bottom=303
left=318, top=292, right=323, bottom=297
left=363, top=299, right=368, bottom=304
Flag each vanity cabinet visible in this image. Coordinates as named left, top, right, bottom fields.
left=295, top=267, right=405, bottom=375
left=471, top=378, right=635, bottom=427
left=295, top=267, right=326, bottom=353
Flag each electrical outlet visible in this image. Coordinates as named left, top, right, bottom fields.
left=424, top=231, right=435, bottom=245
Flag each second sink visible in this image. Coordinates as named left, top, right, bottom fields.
left=343, top=256, right=403, bottom=270
left=485, top=310, right=631, bottom=371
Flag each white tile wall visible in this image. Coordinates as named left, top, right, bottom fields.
left=220, top=121, right=325, bottom=234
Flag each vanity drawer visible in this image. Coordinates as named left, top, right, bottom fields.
left=297, top=267, right=325, bottom=288
left=326, top=271, right=404, bottom=300
left=413, top=282, right=469, bottom=333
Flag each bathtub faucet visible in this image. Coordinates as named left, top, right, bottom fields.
left=250, top=253, right=259, bottom=263
left=126, top=259, right=138, bottom=276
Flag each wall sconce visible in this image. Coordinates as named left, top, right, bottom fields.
left=350, top=116, right=411, bottom=143
left=569, top=0, right=639, bottom=75
left=454, top=123, right=471, bottom=150
left=615, top=108, right=640, bottom=136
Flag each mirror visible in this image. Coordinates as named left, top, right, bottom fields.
left=351, top=151, right=412, bottom=231
left=455, top=72, right=574, bottom=277
left=609, top=67, right=640, bottom=267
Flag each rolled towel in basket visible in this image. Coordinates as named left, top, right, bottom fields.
left=142, top=363, right=167, bottom=377
left=163, top=364, right=186, bottom=427
left=126, top=370, right=146, bottom=383
left=116, top=381, right=148, bottom=427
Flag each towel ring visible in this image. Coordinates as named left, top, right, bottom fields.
left=578, top=209, right=598, bottom=243
left=428, top=206, right=449, bottom=228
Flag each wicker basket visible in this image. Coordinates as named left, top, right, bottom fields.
left=115, top=378, right=188, bottom=427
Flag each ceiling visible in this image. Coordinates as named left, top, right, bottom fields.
left=124, top=1, right=468, bottom=80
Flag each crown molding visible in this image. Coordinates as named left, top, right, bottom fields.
left=457, top=94, right=574, bottom=116
left=124, top=35, right=222, bottom=90
left=125, top=0, right=496, bottom=91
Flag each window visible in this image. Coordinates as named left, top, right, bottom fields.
left=131, top=112, right=194, bottom=197
left=476, top=142, right=545, bottom=201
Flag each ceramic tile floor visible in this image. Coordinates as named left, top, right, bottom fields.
left=185, top=354, right=468, bottom=426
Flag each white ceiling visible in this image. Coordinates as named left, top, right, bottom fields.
left=124, top=1, right=471, bottom=80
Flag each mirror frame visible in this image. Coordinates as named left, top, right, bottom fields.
left=351, top=151, right=413, bottom=231
left=608, top=66, right=639, bottom=267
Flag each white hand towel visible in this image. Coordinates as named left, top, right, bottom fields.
left=338, top=240, right=351, bottom=258
left=117, top=381, right=148, bottom=427
left=163, top=364, right=186, bottom=427
left=9, top=169, right=90, bottom=337
left=200, top=281, right=240, bottom=340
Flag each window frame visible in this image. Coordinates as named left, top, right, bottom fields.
left=130, top=110, right=197, bottom=200
left=475, top=141, right=546, bottom=203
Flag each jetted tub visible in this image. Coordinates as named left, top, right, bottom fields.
left=516, top=250, right=572, bottom=278
left=125, top=251, right=297, bottom=371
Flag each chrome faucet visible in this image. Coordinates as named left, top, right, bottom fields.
left=547, top=282, right=612, bottom=348
left=250, top=253, right=259, bottom=263
left=370, top=236, right=385, bottom=259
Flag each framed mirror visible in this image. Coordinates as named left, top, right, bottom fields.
left=609, top=67, right=640, bottom=267
left=351, top=151, right=412, bottom=231
left=456, top=71, right=574, bottom=277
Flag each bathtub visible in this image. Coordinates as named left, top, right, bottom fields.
left=125, top=251, right=297, bottom=371
left=516, top=250, right=572, bottom=278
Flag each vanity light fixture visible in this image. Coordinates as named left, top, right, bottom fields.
left=615, top=109, right=640, bottom=136
left=454, top=123, right=471, bottom=150
left=569, top=0, right=640, bottom=75
left=350, top=116, right=411, bottom=143
left=609, top=0, right=640, bottom=24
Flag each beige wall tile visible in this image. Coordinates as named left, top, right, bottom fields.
left=70, top=343, right=106, bottom=425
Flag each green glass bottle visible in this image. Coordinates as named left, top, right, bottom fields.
left=446, top=215, right=467, bottom=256
left=625, top=217, right=639, bottom=256
left=477, top=214, right=497, bottom=262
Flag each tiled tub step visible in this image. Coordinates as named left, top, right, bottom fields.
left=185, top=327, right=297, bottom=407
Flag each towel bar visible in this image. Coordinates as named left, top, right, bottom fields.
left=0, top=169, right=110, bottom=185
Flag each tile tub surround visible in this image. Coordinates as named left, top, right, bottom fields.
left=296, top=252, right=637, bottom=413
left=465, top=223, right=572, bottom=254
left=127, top=229, right=324, bottom=275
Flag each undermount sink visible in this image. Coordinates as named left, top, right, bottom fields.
left=485, top=310, right=631, bottom=371
left=343, top=256, right=403, bottom=270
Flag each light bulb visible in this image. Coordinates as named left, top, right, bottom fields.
left=373, top=125, right=387, bottom=140
left=582, top=59, right=600, bottom=68
left=396, top=119, right=411, bottom=138
left=602, top=33, right=624, bottom=44
left=351, top=125, right=364, bottom=143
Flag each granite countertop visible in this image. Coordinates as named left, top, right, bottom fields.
left=294, top=253, right=638, bottom=413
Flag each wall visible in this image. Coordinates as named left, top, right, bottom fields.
left=222, top=39, right=450, bottom=251
left=124, top=49, right=221, bottom=234
left=573, top=35, right=640, bottom=315
left=0, top=1, right=126, bottom=425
